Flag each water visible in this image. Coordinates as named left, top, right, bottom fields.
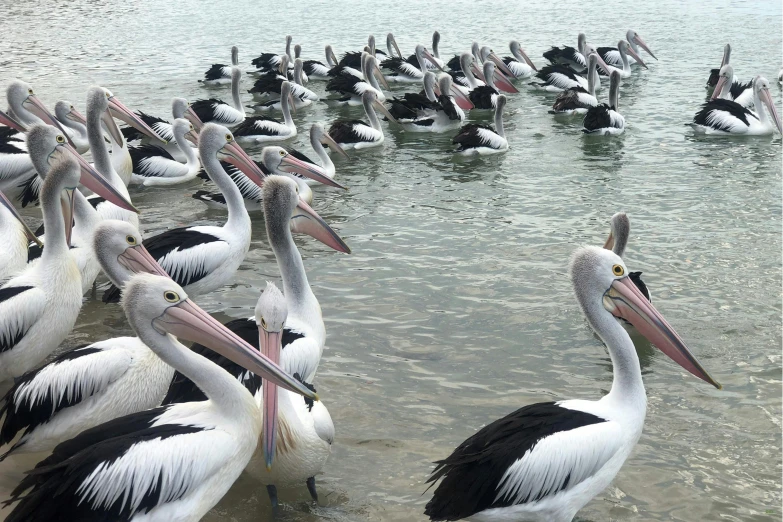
left=1, top=0, right=781, bottom=520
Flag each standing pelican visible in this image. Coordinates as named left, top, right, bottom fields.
left=583, top=71, right=625, bottom=135
left=597, top=30, right=657, bottom=67
left=189, top=66, right=246, bottom=127
left=327, top=90, right=398, bottom=149
left=3, top=273, right=317, bottom=522
left=424, top=246, right=720, bottom=522
left=692, top=76, right=782, bottom=135
left=453, top=95, right=508, bottom=155
left=201, top=45, right=239, bottom=85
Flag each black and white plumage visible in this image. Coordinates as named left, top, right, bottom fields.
left=710, top=64, right=753, bottom=108
left=583, top=71, right=624, bottom=135
left=543, top=33, right=588, bottom=72
left=597, top=30, right=657, bottom=68
left=530, top=64, right=588, bottom=92
left=190, top=67, right=245, bottom=127
left=235, top=81, right=297, bottom=142
left=550, top=53, right=600, bottom=114
left=392, top=73, right=464, bottom=133
left=503, top=40, right=538, bottom=79
left=201, top=45, right=239, bottom=85
left=596, top=40, right=646, bottom=78
left=468, top=61, right=502, bottom=109
left=249, top=56, right=318, bottom=110
left=425, top=247, right=720, bottom=522
left=453, top=95, right=507, bottom=155
left=382, top=41, right=441, bottom=83
left=328, top=90, right=397, bottom=149
left=251, top=35, right=294, bottom=73
left=129, top=119, right=201, bottom=186
left=692, top=76, right=781, bottom=135
left=302, top=45, right=338, bottom=80
left=326, top=51, right=388, bottom=105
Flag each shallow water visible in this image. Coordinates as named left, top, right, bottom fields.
left=1, top=0, right=781, bottom=520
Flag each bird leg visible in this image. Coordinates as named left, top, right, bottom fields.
left=306, top=476, right=318, bottom=503
left=266, top=484, right=279, bottom=512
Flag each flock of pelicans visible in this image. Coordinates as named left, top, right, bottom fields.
left=0, top=28, right=770, bottom=522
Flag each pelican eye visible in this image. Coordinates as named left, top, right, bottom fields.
left=105, top=91, right=111, bottom=98
left=125, top=235, right=137, bottom=245
left=225, top=133, right=233, bottom=142
left=55, top=135, right=65, bottom=144
left=260, top=317, right=268, bottom=330
left=27, top=88, right=33, bottom=95
left=70, top=105, right=75, bottom=110
left=295, top=185, right=299, bottom=194
left=164, top=291, right=179, bottom=303
left=612, top=264, right=625, bottom=277
left=279, top=149, right=286, bottom=157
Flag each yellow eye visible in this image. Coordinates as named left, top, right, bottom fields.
left=105, top=91, right=111, bottom=98
left=27, top=88, right=33, bottom=95
left=612, top=264, right=625, bottom=277
left=55, top=135, right=65, bottom=144
left=225, top=133, right=233, bottom=142
left=125, top=235, right=137, bottom=245
left=260, top=317, right=268, bottom=330
left=189, top=125, right=194, bottom=131
left=279, top=149, right=286, bottom=157
left=164, top=291, right=179, bottom=303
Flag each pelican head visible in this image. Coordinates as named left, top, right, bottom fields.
left=603, top=212, right=630, bottom=257
left=200, top=123, right=267, bottom=187
left=54, top=101, right=87, bottom=128
left=93, top=219, right=168, bottom=288
left=618, top=40, right=647, bottom=69
left=87, top=86, right=167, bottom=145
left=753, top=76, right=782, bottom=133
left=6, top=80, right=71, bottom=141
left=627, top=30, right=657, bottom=60
left=510, top=41, right=538, bottom=71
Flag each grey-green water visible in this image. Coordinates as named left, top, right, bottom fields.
left=1, top=0, right=781, bottom=520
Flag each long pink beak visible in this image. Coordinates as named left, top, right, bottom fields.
left=492, top=68, right=519, bottom=94
left=66, top=107, right=88, bottom=126
left=219, top=141, right=268, bottom=187
left=625, top=45, right=648, bottom=69
left=0, top=190, right=42, bottom=245
left=184, top=106, right=205, bottom=132
left=61, top=142, right=138, bottom=213
left=710, top=76, right=728, bottom=101
left=24, top=95, right=75, bottom=147
left=0, top=109, right=26, bottom=133
left=153, top=299, right=317, bottom=398
left=606, top=277, right=721, bottom=389
left=118, top=244, right=170, bottom=278
left=108, top=96, right=168, bottom=143
left=450, top=84, right=474, bottom=110
left=760, top=87, right=782, bottom=134
left=281, top=153, right=346, bottom=189
left=260, top=327, right=283, bottom=470
left=291, top=197, right=351, bottom=253
left=488, top=51, right=517, bottom=80
left=633, top=35, right=657, bottom=60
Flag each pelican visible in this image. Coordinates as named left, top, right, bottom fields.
left=382, top=43, right=442, bottom=83
left=334, top=34, right=387, bottom=71
left=201, top=45, right=239, bottom=85
left=448, top=53, right=485, bottom=91
left=710, top=64, right=753, bottom=108
left=597, top=30, right=657, bottom=67
left=308, top=123, right=350, bottom=179
left=597, top=40, right=647, bottom=78
left=3, top=272, right=316, bottom=521
left=251, top=35, right=294, bottom=73
left=468, top=61, right=504, bottom=109
left=0, top=144, right=134, bottom=384
left=189, top=66, right=245, bottom=127
left=453, top=94, right=508, bottom=155
left=302, top=45, right=338, bottom=80
left=326, top=52, right=389, bottom=105
left=550, top=53, right=599, bottom=114
left=121, top=97, right=199, bottom=162
left=327, top=90, right=398, bottom=149
left=692, top=76, right=781, bottom=135
left=543, top=33, right=588, bottom=72
left=391, top=73, right=465, bottom=132
left=502, top=41, right=538, bottom=79
left=54, top=101, right=89, bottom=154
left=0, top=220, right=172, bottom=458
left=424, top=246, right=720, bottom=522
left=234, top=81, right=298, bottom=142
left=0, top=190, right=41, bottom=281
left=476, top=47, right=520, bottom=93
left=129, top=119, right=201, bottom=186
left=583, top=71, right=624, bottom=135
left=249, top=57, right=318, bottom=109
left=530, top=64, right=588, bottom=92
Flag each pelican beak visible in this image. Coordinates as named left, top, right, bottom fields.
left=488, top=51, right=516, bottom=79
left=321, top=131, right=350, bottom=159
left=519, top=47, right=538, bottom=71
left=373, top=100, right=398, bottom=124
left=0, top=191, right=42, bottom=246
left=0, top=109, right=26, bottom=133
left=62, top=187, right=76, bottom=248
left=450, top=84, right=474, bottom=110
left=108, top=96, right=168, bottom=144
left=389, top=34, right=403, bottom=59
left=280, top=153, right=346, bottom=189
left=118, top=244, right=169, bottom=278
left=604, top=276, right=721, bottom=389
left=291, top=197, right=351, bottom=253
left=260, top=325, right=283, bottom=470
left=288, top=90, right=297, bottom=115
left=66, top=107, right=88, bottom=126
left=23, top=95, right=75, bottom=147
left=422, top=48, right=444, bottom=71
left=218, top=140, right=267, bottom=187
left=471, top=63, right=486, bottom=83
left=184, top=106, right=204, bottom=132
left=373, top=59, right=390, bottom=90
left=602, top=232, right=615, bottom=251
left=593, top=51, right=613, bottom=76
left=492, top=69, right=520, bottom=94
left=60, top=141, right=138, bottom=213
left=760, top=87, right=782, bottom=134
left=710, top=76, right=728, bottom=101
left=184, top=128, right=199, bottom=146
left=633, top=35, right=657, bottom=60
left=625, top=45, right=648, bottom=69
left=152, top=298, right=318, bottom=399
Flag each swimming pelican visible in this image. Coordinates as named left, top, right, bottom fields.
left=424, top=246, right=720, bottom=522
left=308, top=123, right=350, bottom=179
left=453, top=94, right=508, bottom=155
left=550, top=53, right=600, bottom=114
left=3, top=272, right=317, bottom=522
left=476, top=47, right=520, bottom=93
left=302, top=45, right=338, bottom=80
left=121, top=98, right=199, bottom=163
left=382, top=43, right=442, bottom=83
left=502, top=41, right=538, bottom=79
left=530, top=64, right=589, bottom=92
left=0, top=145, right=134, bottom=384
left=391, top=73, right=465, bottom=132
left=234, top=81, right=298, bottom=142
left=709, top=64, right=753, bottom=108
left=326, top=52, right=389, bottom=105
left=334, top=34, right=387, bottom=71
left=583, top=71, right=625, bottom=135
left=597, top=40, right=647, bottom=78
left=327, top=90, right=398, bottom=149
left=0, top=190, right=42, bottom=281
left=249, top=57, right=318, bottom=109
left=692, top=76, right=781, bottom=135
left=54, top=101, right=89, bottom=154
left=129, top=119, right=201, bottom=186
left=252, top=35, right=294, bottom=73
left=706, top=44, right=734, bottom=90
left=189, top=66, right=246, bottom=127
left=597, top=30, right=657, bottom=67
left=201, top=45, right=239, bottom=85
left=543, top=33, right=588, bottom=72
left=0, top=220, right=172, bottom=459
left=468, top=61, right=507, bottom=109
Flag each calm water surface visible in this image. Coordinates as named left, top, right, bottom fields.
left=0, top=0, right=781, bottom=520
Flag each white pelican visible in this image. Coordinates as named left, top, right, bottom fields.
left=692, top=76, right=781, bottom=135
left=550, top=53, right=600, bottom=114
left=302, top=45, right=338, bottom=80
left=424, top=246, right=720, bottom=522
left=189, top=66, right=245, bottom=127
left=54, top=101, right=89, bottom=154
left=0, top=220, right=172, bottom=458
left=249, top=57, right=318, bottom=110
left=201, top=45, right=239, bottom=85
left=0, top=190, right=41, bottom=281
left=391, top=73, right=465, bottom=133
left=597, top=40, right=647, bottom=78
left=122, top=97, right=200, bottom=164
left=597, top=30, right=657, bottom=67
left=382, top=42, right=442, bottom=83
left=308, top=123, right=350, bottom=179
left=327, top=90, right=398, bottom=149
left=235, top=81, right=297, bottom=142
left=252, top=35, right=294, bottom=73
left=0, top=145, right=134, bottom=384
left=453, top=94, right=508, bottom=155
left=710, top=64, right=753, bottom=108
left=476, top=47, right=520, bottom=93
left=3, top=272, right=317, bottom=521
left=502, top=41, right=538, bottom=79
left=448, top=53, right=485, bottom=91
left=129, top=119, right=201, bottom=186
left=583, top=71, right=625, bottom=135
left=531, top=63, right=588, bottom=92
left=543, top=33, right=588, bottom=71
left=326, top=52, right=389, bottom=105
